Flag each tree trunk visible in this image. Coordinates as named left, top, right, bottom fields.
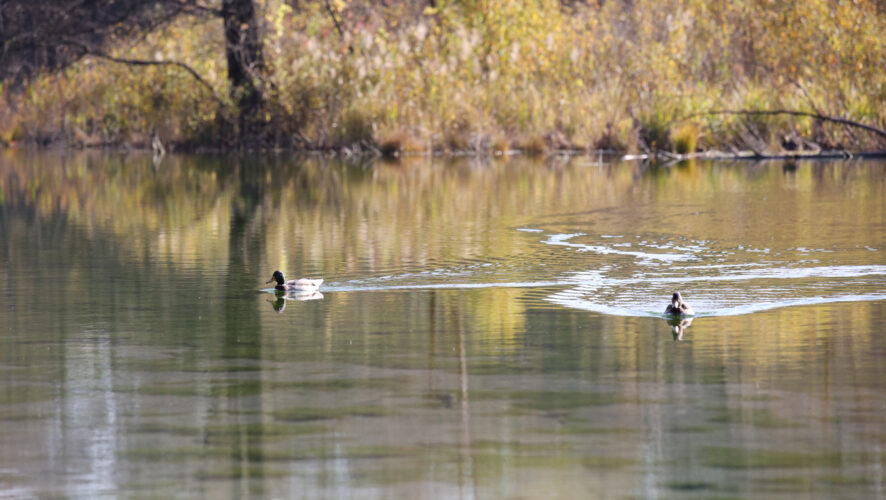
left=222, top=0, right=263, bottom=143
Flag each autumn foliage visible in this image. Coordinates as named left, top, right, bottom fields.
left=1, top=0, right=884, bottom=153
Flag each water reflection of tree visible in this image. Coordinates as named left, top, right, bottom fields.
left=219, top=156, right=270, bottom=486
left=8, top=153, right=878, bottom=283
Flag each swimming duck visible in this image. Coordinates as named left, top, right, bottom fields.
left=665, top=291, right=694, bottom=316
left=266, top=270, right=323, bottom=292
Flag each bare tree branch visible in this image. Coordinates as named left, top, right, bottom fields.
left=90, top=52, right=227, bottom=110
left=57, top=39, right=228, bottom=113
left=323, top=0, right=353, bottom=53
left=687, top=109, right=886, bottom=141
left=324, top=0, right=346, bottom=38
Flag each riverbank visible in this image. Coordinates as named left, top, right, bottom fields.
left=2, top=1, right=884, bottom=155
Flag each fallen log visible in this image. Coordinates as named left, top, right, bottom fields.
left=623, top=149, right=886, bottom=162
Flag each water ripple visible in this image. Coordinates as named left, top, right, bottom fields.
left=542, top=233, right=693, bottom=262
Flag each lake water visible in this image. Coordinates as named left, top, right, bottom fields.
left=1, top=151, right=885, bottom=499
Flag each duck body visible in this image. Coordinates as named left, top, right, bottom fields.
left=266, top=270, right=323, bottom=292
left=665, top=291, right=694, bottom=316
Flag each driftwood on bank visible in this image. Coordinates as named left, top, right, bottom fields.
left=623, top=149, right=886, bottom=163
left=626, top=108, right=886, bottom=162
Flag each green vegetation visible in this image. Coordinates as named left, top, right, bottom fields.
left=1, top=0, right=884, bottom=154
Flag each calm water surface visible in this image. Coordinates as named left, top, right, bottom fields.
left=1, top=151, right=885, bottom=498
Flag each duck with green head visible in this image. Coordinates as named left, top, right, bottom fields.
left=266, top=270, right=323, bottom=292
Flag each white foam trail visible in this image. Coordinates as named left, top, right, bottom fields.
left=546, top=263, right=886, bottom=316
left=566, top=265, right=886, bottom=286
left=322, top=281, right=567, bottom=292
left=543, top=233, right=692, bottom=262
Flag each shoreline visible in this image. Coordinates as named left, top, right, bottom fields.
left=3, top=143, right=885, bottom=162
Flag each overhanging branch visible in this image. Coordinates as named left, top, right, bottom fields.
left=89, top=51, right=227, bottom=109
left=686, top=109, right=886, bottom=140
left=59, top=40, right=229, bottom=113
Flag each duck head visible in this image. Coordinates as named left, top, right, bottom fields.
left=671, top=292, right=683, bottom=308
left=266, top=270, right=285, bottom=286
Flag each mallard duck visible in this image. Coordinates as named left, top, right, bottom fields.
left=266, top=270, right=323, bottom=292
left=665, top=291, right=694, bottom=316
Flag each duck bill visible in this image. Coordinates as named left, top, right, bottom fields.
left=265, top=277, right=275, bottom=284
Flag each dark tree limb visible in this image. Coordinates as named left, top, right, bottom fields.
left=90, top=52, right=228, bottom=111
left=687, top=109, right=886, bottom=140
left=324, top=0, right=345, bottom=38
left=323, top=0, right=353, bottom=53
left=58, top=40, right=228, bottom=112
left=1, top=0, right=186, bottom=84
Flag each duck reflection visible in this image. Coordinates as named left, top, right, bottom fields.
left=666, top=316, right=694, bottom=341
left=268, top=289, right=324, bottom=313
